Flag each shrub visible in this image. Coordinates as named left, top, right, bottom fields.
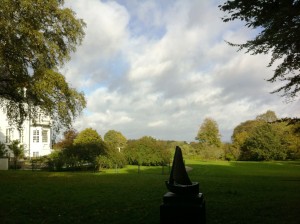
left=47, top=150, right=65, bottom=171
left=0, top=141, right=7, bottom=158
left=96, top=155, right=113, bottom=170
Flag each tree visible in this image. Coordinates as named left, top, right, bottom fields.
left=223, top=142, right=240, bottom=161
left=53, top=129, right=78, bottom=150
left=73, top=128, right=103, bottom=146
left=232, top=110, right=300, bottom=160
left=286, top=122, right=300, bottom=159
left=272, top=120, right=300, bottom=159
left=0, top=0, right=86, bottom=130
left=196, top=118, right=222, bottom=148
left=219, top=0, right=300, bottom=99
left=8, top=140, right=25, bottom=169
left=240, top=123, right=287, bottom=161
left=231, top=119, right=263, bottom=153
left=104, top=130, right=127, bottom=152
left=102, top=130, right=127, bottom=169
left=256, top=110, right=278, bottom=122
left=125, top=136, right=171, bottom=167
left=71, top=128, right=107, bottom=169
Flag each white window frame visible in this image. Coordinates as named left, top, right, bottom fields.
left=33, top=130, right=39, bottom=143
left=42, top=130, right=48, bottom=143
left=33, top=152, right=39, bottom=158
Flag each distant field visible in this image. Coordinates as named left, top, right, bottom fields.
left=0, top=161, right=299, bottom=224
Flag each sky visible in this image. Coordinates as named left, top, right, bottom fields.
left=62, top=0, right=300, bottom=142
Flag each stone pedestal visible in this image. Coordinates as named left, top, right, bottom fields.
left=160, top=192, right=205, bottom=224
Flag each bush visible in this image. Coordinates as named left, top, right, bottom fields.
left=47, top=150, right=65, bottom=171
left=125, top=137, right=171, bottom=166
left=96, top=150, right=127, bottom=171
left=96, top=155, right=113, bottom=170
left=0, top=142, right=8, bottom=158
left=223, top=143, right=240, bottom=161
left=190, top=143, right=224, bottom=160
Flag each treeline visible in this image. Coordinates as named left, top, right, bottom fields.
left=229, top=111, right=300, bottom=161
left=46, top=110, right=299, bottom=171
left=49, top=129, right=126, bottom=171
left=49, top=129, right=173, bottom=171
left=190, top=110, right=300, bottom=161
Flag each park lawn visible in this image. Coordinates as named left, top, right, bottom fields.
left=0, top=161, right=299, bottom=224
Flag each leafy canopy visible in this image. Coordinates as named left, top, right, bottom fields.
left=0, top=141, right=8, bottom=157
left=232, top=110, right=300, bottom=160
left=241, top=123, right=287, bottom=161
left=73, top=128, right=103, bottom=146
left=53, top=128, right=78, bottom=150
left=256, top=110, right=278, bottom=122
left=0, top=0, right=86, bottom=130
left=104, top=130, right=127, bottom=150
left=219, top=0, right=300, bottom=99
left=125, top=136, right=171, bottom=166
left=196, top=118, right=222, bottom=147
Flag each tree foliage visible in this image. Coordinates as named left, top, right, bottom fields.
left=231, top=119, right=262, bottom=156
left=232, top=110, right=300, bottom=161
left=0, top=141, right=7, bottom=158
left=196, top=118, right=222, bottom=148
left=125, top=136, right=171, bottom=166
left=256, top=110, right=278, bottom=122
left=240, top=123, right=287, bottom=160
left=47, top=128, right=129, bottom=171
left=219, top=0, right=300, bottom=99
left=0, top=0, right=86, bottom=130
left=104, top=130, right=127, bottom=151
left=8, top=140, right=25, bottom=169
left=73, top=128, right=103, bottom=146
left=53, top=128, right=78, bottom=150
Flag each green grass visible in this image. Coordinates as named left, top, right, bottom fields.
left=0, top=161, right=299, bottom=224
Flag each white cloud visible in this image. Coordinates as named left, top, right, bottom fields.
left=63, top=0, right=130, bottom=89
left=62, top=0, right=300, bottom=142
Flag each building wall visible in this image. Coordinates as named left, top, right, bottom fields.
left=0, top=110, right=52, bottom=157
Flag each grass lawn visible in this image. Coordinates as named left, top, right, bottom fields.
left=0, top=161, right=299, bottom=224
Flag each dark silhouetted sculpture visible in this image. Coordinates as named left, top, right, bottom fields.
left=166, top=146, right=199, bottom=195
left=160, top=146, right=205, bottom=224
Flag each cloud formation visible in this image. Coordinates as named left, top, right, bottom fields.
left=63, top=0, right=300, bottom=142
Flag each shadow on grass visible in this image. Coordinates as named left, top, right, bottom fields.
left=186, top=160, right=300, bottom=224
left=0, top=161, right=299, bottom=224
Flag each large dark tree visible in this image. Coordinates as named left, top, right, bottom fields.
left=240, top=123, right=287, bottom=161
left=219, top=0, right=300, bottom=99
left=232, top=110, right=300, bottom=160
left=0, top=0, right=86, bottom=130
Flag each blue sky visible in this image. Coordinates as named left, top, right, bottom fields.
left=62, top=0, right=300, bottom=142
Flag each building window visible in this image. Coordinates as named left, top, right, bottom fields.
left=33, top=152, right=39, bottom=158
left=33, top=130, right=39, bottom=143
left=6, top=128, right=13, bottom=143
left=19, top=129, right=24, bottom=143
left=42, top=130, right=48, bottom=143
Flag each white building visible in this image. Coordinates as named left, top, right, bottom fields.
left=0, top=110, right=52, bottom=158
